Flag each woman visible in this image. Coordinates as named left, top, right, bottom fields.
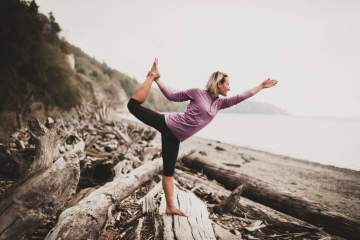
left=127, top=58, right=278, bottom=217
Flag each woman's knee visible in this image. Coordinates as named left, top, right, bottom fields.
left=163, top=167, right=175, bottom=176
left=127, top=98, right=139, bottom=113
left=161, top=139, right=180, bottom=177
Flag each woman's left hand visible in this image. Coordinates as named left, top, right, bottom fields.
left=261, top=78, right=278, bottom=88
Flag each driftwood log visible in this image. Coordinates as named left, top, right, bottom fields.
left=0, top=118, right=85, bottom=240
left=45, top=149, right=193, bottom=240
left=181, top=152, right=360, bottom=239
left=139, top=180, right=238, bottom=240
left=175, top=169, right=343, bottom=239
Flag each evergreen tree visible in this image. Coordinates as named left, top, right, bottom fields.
left=0, top=0, right=81, bottom=128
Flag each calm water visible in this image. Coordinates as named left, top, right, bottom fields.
left=115, top=112, right=360, bottom=171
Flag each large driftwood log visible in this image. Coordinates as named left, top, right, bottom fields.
left=0, top=118, right=85, bottom=240
left=45, top=149, right=193, bottom=240
left=181, top=152, right=360, bottom=240
left=139, top=180, right=238, bottom=240
left=175, top=169, right=342, bottom=239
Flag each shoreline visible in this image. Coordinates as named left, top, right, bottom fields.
left=155, top=132, right=360, bottom=221
left=210, top=137, right=360, bottom=174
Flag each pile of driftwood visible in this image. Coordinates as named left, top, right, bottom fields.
left=0, top=102, right=358, bottom=239
left=0, top=103, right=232, bottom=240
left=0, top=103, right=163, bottom=239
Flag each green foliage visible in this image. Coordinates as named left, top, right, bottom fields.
left=0, top=0, right=82, bottom=116
left=90, top=70, right=99, bottom=78
left=77, top=67, right=86, bottom=74
left=49, top=11, right=61, bottom=33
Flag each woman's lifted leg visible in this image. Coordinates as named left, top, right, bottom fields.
left=131, top=58, right=160, bottom=103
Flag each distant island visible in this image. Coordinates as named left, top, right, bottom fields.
left=219, top=101, right=290, bottom=115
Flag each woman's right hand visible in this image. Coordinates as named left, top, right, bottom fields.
left=261, top=78, right=278, bottom=88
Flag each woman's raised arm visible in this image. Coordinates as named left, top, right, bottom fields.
left=156, top=79, right=198, bottom=102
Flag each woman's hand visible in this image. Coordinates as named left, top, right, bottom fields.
left=261, top=78, right=278, bottom=88
left=147, top=57, right=161, bottom=81
left=147, top=71, right=159, bottom=79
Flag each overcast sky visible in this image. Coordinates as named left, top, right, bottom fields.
left=37, top=0, right=360, bottom=118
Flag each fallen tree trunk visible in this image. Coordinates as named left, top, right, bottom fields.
left=0, top=118, right=85, bottom=240
left=181, top=152, right=360, bottom=240
left=45, top=149, right=193, bottom=240
left=175, top=169, right=343, bottom=239
left=139, top=180, right=238, bottom=240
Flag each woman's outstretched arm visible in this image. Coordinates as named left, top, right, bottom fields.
left=249, top=83, right=264, bottom=96
left=218, top=90, right=254, bottom=109
left=218, top=78, right=278, bottom=109
left=155, top=79, right=198, bottom=102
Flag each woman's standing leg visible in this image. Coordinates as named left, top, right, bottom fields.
left=127, top=100, right=189, bottom=217
left=161, top=132, right=189, bottom=217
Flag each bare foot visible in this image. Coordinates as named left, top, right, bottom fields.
left=165, top=207, right=189, bottom=217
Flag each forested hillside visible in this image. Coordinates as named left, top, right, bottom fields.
left=0, top=0, right=185, bottom=140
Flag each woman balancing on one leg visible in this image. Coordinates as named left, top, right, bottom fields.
left=127, top=58, right=278, bottom=217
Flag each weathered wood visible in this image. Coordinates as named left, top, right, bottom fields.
left=45, top=149, right=193, bottom=240
left=175, top=169, right=342, bottom=239
left=26, top=117, right=63, bottom=174
left=0, top=118, right=85, bottom=240
left=211, top=221, right=241, bottom=240
left=141, top=145, right=161, bottom=162
left=44, top=159, right=161, bottom=240
left=218, top=184, right=245, bottom=212
left=113, top=127, right=132, bottom=144
left=140, top=179, right=237, bottom=240
left=181, top=152, right=360, bottom=239
left=118, top=180, right=158, bottom=240
left=0, top=118, right=83, bottom=179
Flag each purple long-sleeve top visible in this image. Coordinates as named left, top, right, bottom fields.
left=157, top=81, right=253, bottom=142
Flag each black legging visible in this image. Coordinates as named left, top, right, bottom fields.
left=127, top=98, right=180, bottom=176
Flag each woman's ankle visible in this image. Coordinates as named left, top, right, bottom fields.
left=166, top=204, right=177, bottom=209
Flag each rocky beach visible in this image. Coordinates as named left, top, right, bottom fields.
left=0, top=106, right=359, bottom=240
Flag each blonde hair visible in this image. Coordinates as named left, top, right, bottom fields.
left=205, top=71, right=229, bottom=95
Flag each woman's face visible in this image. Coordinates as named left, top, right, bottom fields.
left=217, top=78, right=230, bottom=96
